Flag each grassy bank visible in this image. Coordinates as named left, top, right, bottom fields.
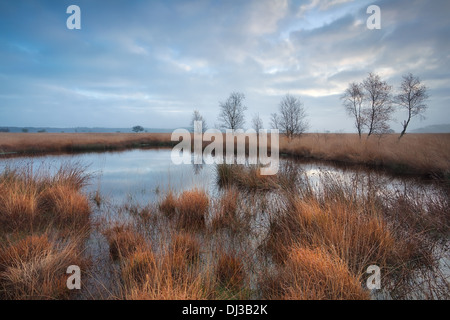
left=1, top=133, right=449, bottom=177
left=0, top=133, right=175, bottom=155
left=279, top=133, right=450, bottom=177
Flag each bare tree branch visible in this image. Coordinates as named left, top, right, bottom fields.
left=275, top=94, right=308, bottom=139
left=341, top=82, right=365, bottom=139
left=217, top=92, right=247, bottom=130
left=191, top=109, right=208, bottom=133
left=395, top=73, right=429, bottom=139
left=252, top=113, right=263, bottom=134
left=362, top=72, right=394, bottom=137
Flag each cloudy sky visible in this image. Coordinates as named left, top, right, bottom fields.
left=0, top=0, right=449, bottom=132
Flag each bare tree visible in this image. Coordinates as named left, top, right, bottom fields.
left=362, top=72, right=394, bottom=137
left=190, top=109, right=208, bottom=133
left=341, top=82, right=365, bottom=139
left=252, top=113, right=263, bottom=134
left=276, top=94, right=308, bottom=139
left=217, top=92, right=247, bottom=130
left=270, top=113, right=279, bottom=130
left=395, top=73, right=429, bottom=139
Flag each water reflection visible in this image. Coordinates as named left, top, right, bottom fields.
left=0, top=148, right=447, bottom=299
left=0, top=148, right=440, bottom=206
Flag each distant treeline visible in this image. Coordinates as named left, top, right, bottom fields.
left=0, top=127, right=178, bottom=133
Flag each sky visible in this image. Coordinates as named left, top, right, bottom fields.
left=0, top=0, right=449, bottom=132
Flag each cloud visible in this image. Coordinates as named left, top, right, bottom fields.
left=0, top=0, right=449, bottom=132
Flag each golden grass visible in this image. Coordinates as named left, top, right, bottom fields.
left=1, top=156, right=448, bottom=300
left=0, top=132, right=174, bottom=155
left=169, top=233, right=201, bottom=264
left=124, top=271, right=212, bottom=300
left=159, top=189, right=210, bottom=231
left=265, top=194, right=397, bottom=271
left=0, top=165, right=90, bottom=233
left=215, top=253, right=246, bottom=291
left=103, top=224, right=146, bottom=260
left=177, top=189, right=209, bottom=231
left=262, top=247, right=370, bottom=300
left=119, top=233, right=214, bottom=300
left=38, top=185, right=90, bottom=228
left=0, top=164, right=91, bottom=299
left=211, top=188, right=240, bottom=231
left=1, top=132, right=448, bottom=176
left=280, top=133, right=450, bottom=176
left=216, top=164, right=278, bottom=190
left=0, top=234, right=86, bottom=299
left=121, top=249, right=157, bottom=285
left=159, top=191, right=178, bottom=218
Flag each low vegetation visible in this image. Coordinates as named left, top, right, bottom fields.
left=0, top=164, right=90, bottom=299
left=0, top=132, right=174, bottom=155
left=279, top=133, right=450, bottom=177
left=0, top=153, right=448, bottom=300
left=1, top=133, right=448, bottom=177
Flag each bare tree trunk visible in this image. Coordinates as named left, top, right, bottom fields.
left=399, top=116, right=410, bottom=140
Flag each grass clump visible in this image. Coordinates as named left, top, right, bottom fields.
left=121, top=249, right=156, bottom=285
left=216, top=164, right=278, bottom=191
left=103, top=224, right=146, bottom=260
left=169, top=233, right=201, bottom=264
left=0, top=234, right=86, bottom=300
left=177, top=189, right=209, bottom=231
left=211, top=188, right=241, bottom=232
left=158, top=189, right=209, bottom=231
left=0, top=164, right=90, bottom=233
left=159, top=191, right=177, bottom=218
left=215, top=253, right=246, bottom=291
left=261, top=247, right=370, bottom=300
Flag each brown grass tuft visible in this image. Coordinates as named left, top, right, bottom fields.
left=262, top=247, right=370, bottom=300
left=211, top=188, right=240, bottom=231
left=159, top=190, right=178, bottom=218
left=0, top=164, right=91, bottom=233
left=266, top=195, right=397, bottom=275
left=0, top=234, right=86, bottom=299
left=38, top=185, right=90, bottom=228
left=103, top=224, right=146, bottom=260
left=121, top=249, right=157, bottom=285
left=169, top=233, right=201, bottom=264
left=215, top=253, right=245, bottom=291
left=176, top=189, right=209, bottom=230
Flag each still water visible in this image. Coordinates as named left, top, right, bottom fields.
left=0, top=148, right=447, bottom=299
left=0, top=147, right=441, bottom=206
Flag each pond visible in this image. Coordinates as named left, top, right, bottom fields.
left=0, top=147, right=441, bottom=206
left=0, top=148, right=448, bottom=299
